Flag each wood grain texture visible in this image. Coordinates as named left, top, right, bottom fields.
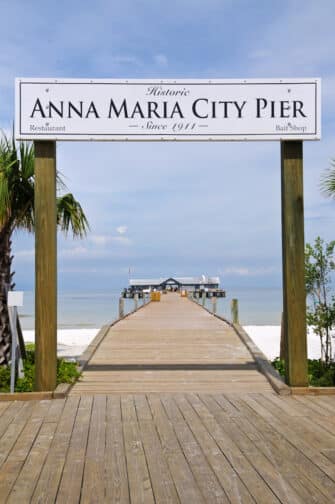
left=281, top=140, right=308, bottom=386
left=0, top=393, right=335, bottom=502
left=34, top=141, right=57, bottom=391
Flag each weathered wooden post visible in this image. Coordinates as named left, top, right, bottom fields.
left=202, top=292, right=206, bottom=307
left=119, top=297, right=125, bottom=318
left=231, top=299, right=239, bottom=324
left=34, top=141, right=57, bottom=391
left=134, top=293, right=138, bottom=311
left=212, top=296, right=217, bottom=315
left=280, top=311, right=285, bottom=361
left=281, top=141, right=308, bottom=386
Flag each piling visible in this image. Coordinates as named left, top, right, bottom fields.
left=231, top=299, right=239, bottom=324
left=119, top=297, right=125, bottom=318
left=212, top=296, right=217, bottom=315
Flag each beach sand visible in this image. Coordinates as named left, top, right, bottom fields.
left=244, top=326, right=322, bottom=360
left=23, top=329, right=99, bottom=360
left=23, top=326, right=323, bottom=361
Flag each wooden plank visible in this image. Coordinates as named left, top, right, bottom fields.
left=0, top=401, right=10, bottom=415
left=80, top=395, right=107, bottom=504
left=121, top=394, right=138, bottom=422
left=56, top=396, right=93, bottom=504
left=225, top=395, right=331, bottom=504
left=31, top=397, right=80, bottom=503
left=0, top=417, right=44, bottom=500
left=105, top=396, right=130, bottom=503
left=281, top=140, right=308, bottom=386
left=252, top=394, right=335, bottom=451
left=0, top=401, right=27, bottom=439
left=147, top=394, right=205, bottom=503
left=135, top=395, right=179, bottom=503
left=190, top=394, right=281, bottom=504
left=0, top=401, right=36, bottom=468
left=0, top=391, right=54, bottom=401
left=3, top=393, right=335, bottom=503
left=294, top=395, right=335, bottom=417
left=312, top=396, right=335, bottom=415
left=161, top=395, right=228, bottom=503
left=121, top=395, right=155, bottom=504
left=248, top=394, right=335, bottom=476
left=6, top=421, right=57, bottom=503
left=44, top=398, right=66, bottom=423
left=175, top=394, right=255, bottom=504
left=200, top=395, right=307, bottom=504
left=34, top=140, right=57, bottom=391
left=228, top=394, right=335, bottom=501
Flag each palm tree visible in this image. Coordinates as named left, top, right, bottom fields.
left=320, top=160, right=335, bottom=198
left=0, top=134, right=89, bottom=365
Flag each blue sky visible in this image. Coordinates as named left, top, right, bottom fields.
left=1, top=0, right=335, bottom=291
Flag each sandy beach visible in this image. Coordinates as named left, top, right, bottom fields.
left=23, top=325, right=323, bottom=361
left=244, top=326, right=322, bottom=360
left=23, top=329, right=99, bottom=360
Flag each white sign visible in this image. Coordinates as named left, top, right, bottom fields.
left=8, top=291, right=24, bottom=307
left=15, top=78, right=321, bottom=141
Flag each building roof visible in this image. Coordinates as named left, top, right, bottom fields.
left=129, top=276, right=220, bottom=287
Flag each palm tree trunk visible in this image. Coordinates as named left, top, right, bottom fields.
left=0, top=225, right=14, bottom=365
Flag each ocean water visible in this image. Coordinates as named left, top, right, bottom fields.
left=18, top=287, right=283, bottom=330
left=206, top=287, right=282, bottom=325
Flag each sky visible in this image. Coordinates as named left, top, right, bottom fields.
left=1, top=0, right=335, bottom=292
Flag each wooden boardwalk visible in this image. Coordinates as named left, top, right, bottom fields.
left=70, top=293, right=273, bottom=395
left=1, top=393, right=335, bottom=502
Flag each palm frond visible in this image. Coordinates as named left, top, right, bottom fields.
left=57, top=193, right=89, bottom=238
left=320, top=160, right=335, bottom=199
left=0, top=132, right=89, bottom=238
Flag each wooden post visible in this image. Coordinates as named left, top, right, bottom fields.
left=280, top=311, right=285, bottom=360
left=134, top=293, right=138, bottom=311
left=119, top=297, right=125, bottom=318
left=281, top=141, right=308, bottom=386
left=34, top=141, right=57, bottom=391
left=202, top=292, right=206, bottom=306
left=231, top=299, right=239, bottom=324
left=212, top=297, right=217, bottom=315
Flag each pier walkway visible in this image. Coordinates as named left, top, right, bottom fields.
left=1, top=393, right=335, bottom=502
left=2, top=294, right=335, bottom=502
left=70, top=293, right=273, bottom=395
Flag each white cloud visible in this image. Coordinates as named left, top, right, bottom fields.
left=88, top=232, right=131, bottom=246
left=116, top=226, right=128, bottom=235
left=110, top=236, right=131, bottom=245
left=223, top=267, right=277, bottom=277
left=60, top=246, right=88, bottom=258
left=14, top=249, right=34, bottom=260
left=89, top=234, right=111, bottom=246
left=110, top=55, right=141, bottom=66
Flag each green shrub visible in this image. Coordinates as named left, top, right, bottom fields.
left=272, top=357, right=335, bottom=386
left=272, top=357, right=285, bottom=377
left=0, top=345, right=81, bottom=393
left=57, top=359, right=81, bottom=385
left=0, top=366, right=11, bottom=392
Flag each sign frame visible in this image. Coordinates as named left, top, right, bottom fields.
left=15, top=78, right=321, bottom=142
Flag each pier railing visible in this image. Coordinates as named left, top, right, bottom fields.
left=118, top=291, right=150, bottom=319
left=191, top=290, right=239, bottom=324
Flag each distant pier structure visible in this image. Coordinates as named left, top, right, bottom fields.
left=122, top=275, right=225, bottom=298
